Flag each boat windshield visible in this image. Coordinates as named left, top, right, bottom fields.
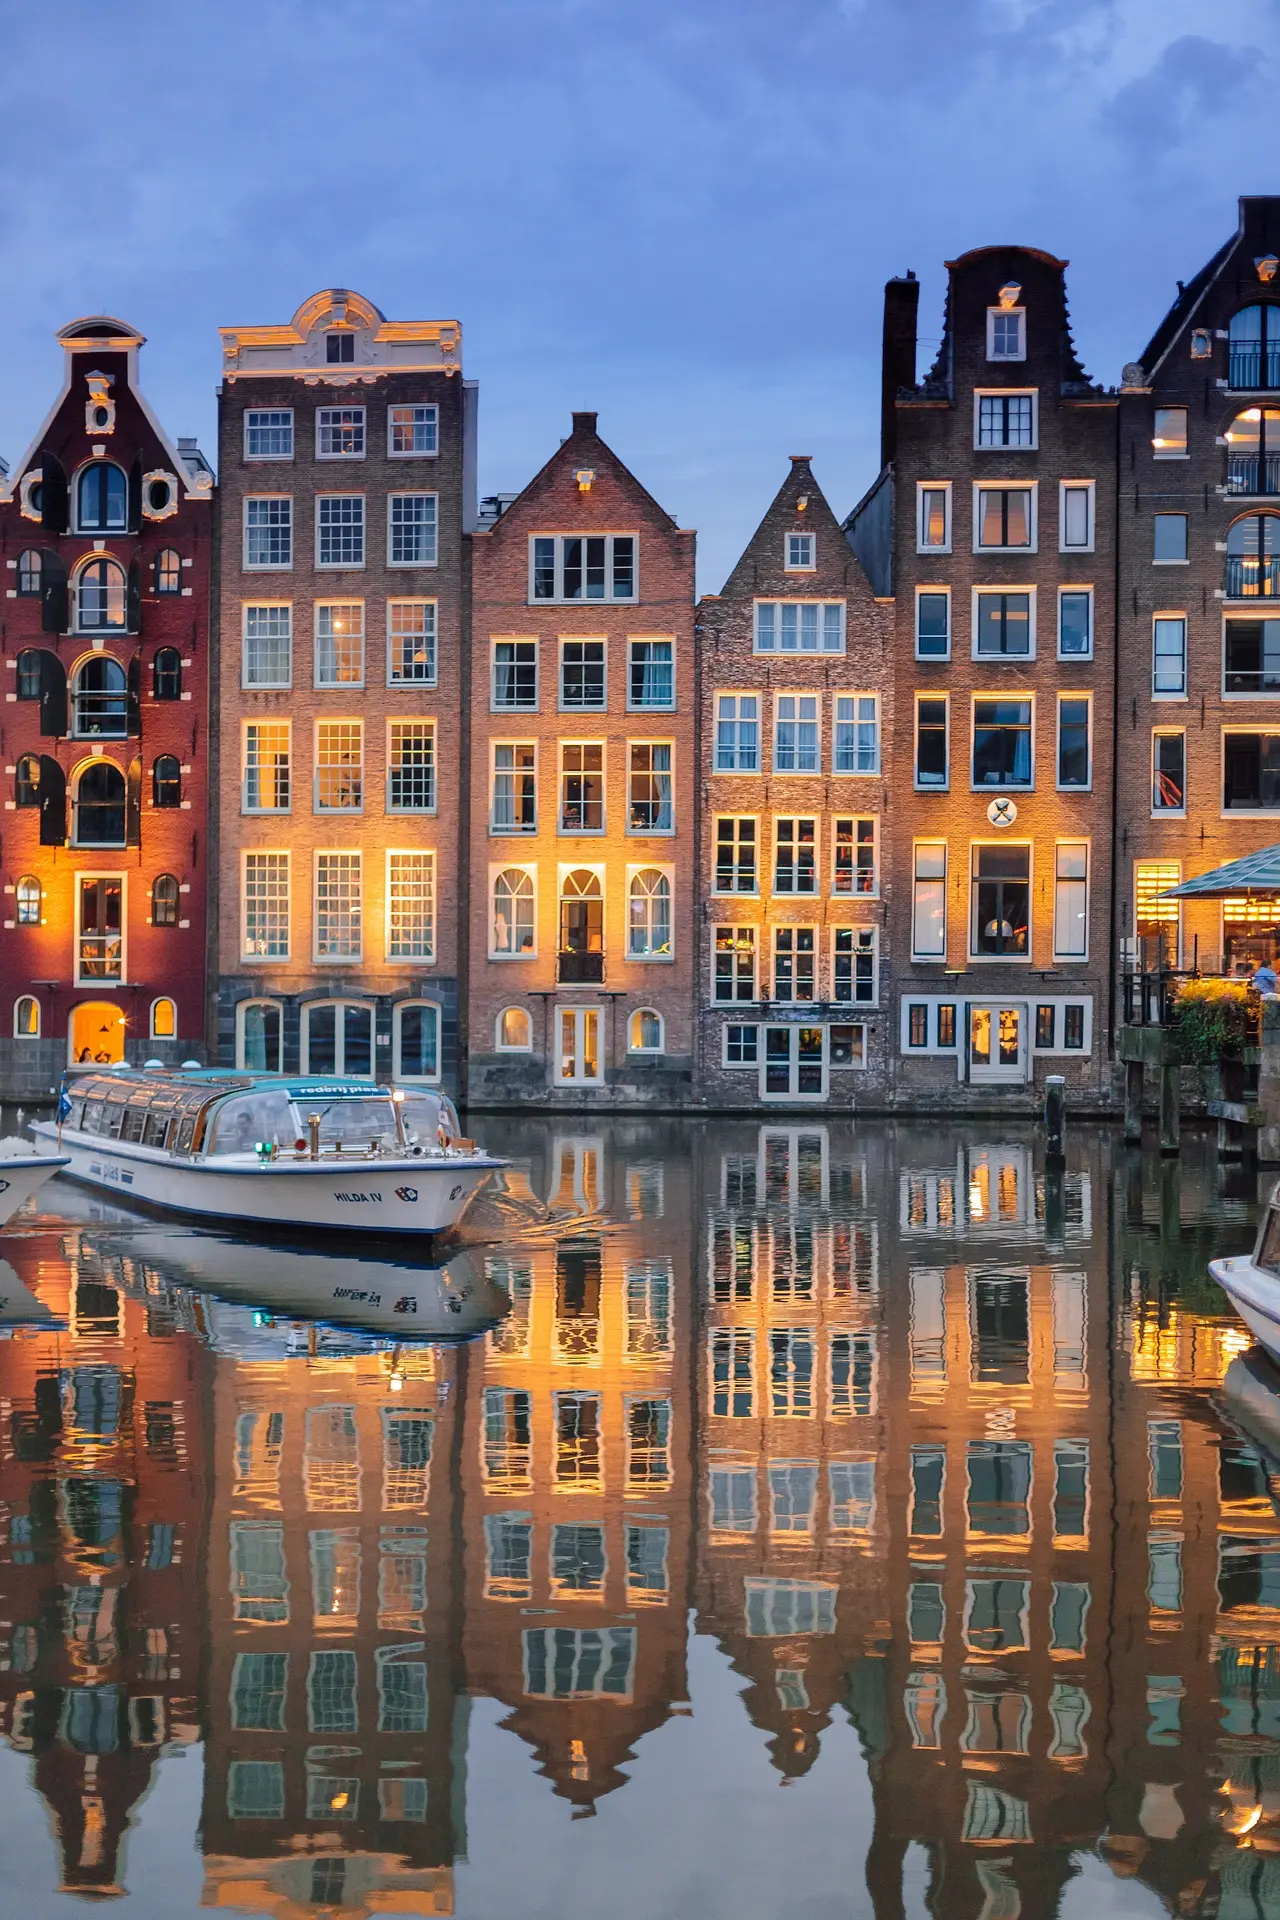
left=1260, top=1208, right=1280, bottom=1277
left=297, top=1096, right=401, bottom=1150
left=204, top=1090, right=296, bottom=1157
left=398, top=1090, right=445, bottom=1145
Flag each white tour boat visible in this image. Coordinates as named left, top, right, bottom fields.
left=0, top=1134, right=70, bottom=1226
left=29, top=1067, right=506, bottom=1237
left=1210, top=1182, right=1280, bottom=1365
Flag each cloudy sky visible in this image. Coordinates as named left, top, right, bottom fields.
left=1, top=0, right=1276, bottom=586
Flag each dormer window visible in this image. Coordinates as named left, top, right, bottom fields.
left=325, top=331, right=355, bottom=364
left=786, top=533, right=815, bottom=571
left=987, top=305, right=1026, bottom=362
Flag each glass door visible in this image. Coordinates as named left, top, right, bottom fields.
left=302, top=1001, right=375, bottom=1076
left=968, top=1005, right=1027, bottom=1082
left=761, top=1024, right=827, bottom=1100
left=557, top=1008, right=602, bottom=1084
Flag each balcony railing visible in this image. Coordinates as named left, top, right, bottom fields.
left=1226, top=452, right=1280, bottom=496
left=1224, top=662, right=1280, bottom=695
left=1122, top=956, right=1263, bottom=1044
left=77, top=934, right=123, bottom=981
left=1230, top=346, right=1280, bottom=391
left=72, top=692, right=129, bottom=738
left=1225, top=556, right=1280, bottom=598
left=557, top=950, right=604, bottom=984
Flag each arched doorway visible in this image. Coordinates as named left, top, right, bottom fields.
left=69, top=1001, right=127, bottom=1066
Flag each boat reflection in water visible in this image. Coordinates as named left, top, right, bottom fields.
left=7, top=1120, right=1280, bottom=1917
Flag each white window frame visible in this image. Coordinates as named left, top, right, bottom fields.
left=721, top=1021, right=760, bottom=1069
left=971, top=480, right=1037, bottom=555
left=714, top=691, right=761, bottom=774
left=149, top=996, right=177, bottom=1041
left=234, top=997, right=285, bottom=1071
left=387, top=492, right=439, bottom=568
left=241, top=602, right=293, bottom=689
left=242, top=496, right=293, bottom=572
left=915, top=587, right=951, bottom=661
left=772, top=815, right=819, bottom=898
left=916, top=482, right=952, bottom=554
left=770, top=924, right=819, bottom=1004
left=386, top=598, right=437, bottom=686
left=626, top=636, right=676, bottom=712
left=986, top=307, right=1026, bottom=362
left=712, top=815, right=759, bottom=896
left=386, top=718, right=437, bottom=816
left=490, top=636, right=539, bottom=712
left=241, top=851, right=290, bottom=964
left=242, top=717, right=292, bottom=815
left=244, top=409, right=294, bottom=462
left=559, top=637, right=608, bottom=712
left=627, top=1007, right=665, bottom=1053
left=530, top=534, right=638, bottom=605
left=387, top=404, right=439, bottom=458
left=554, top=1006, right=605, bottom=1086
left=973, top=389, right=1038, bottom=451
left=312, top=850, right=363, bottom=964
left=911, top=840, right=947, bottom=962
left=313, top=717, right=364, bottom=814
left=1152, top=612, right=1188, bottom=699
left=759, top=1024, right=828, bottom=1102
left=1151, top=728, right=1187, bottom=818
left=971, top=585, right=1037, bottom=663
left=74, top=872, right=127, bottom=987
left=392, top=998, right=442, bottom=1081
left=495, top=1005, right=533, bottom=1052
left=712, top=924, right=759, bottom=1003
left=1153, top=512, right=1189, bottom=565
left=831, top=815, right=878, bottom=898
left=833, top=693, right=880, bottom=775
left=1053, top=840, right=1090, bottom=961
left=785, top=532, right=815, bottom=572
left=626, top=739, right=675, bottom=836
left=915, top=692, right=949, bottom=791
left=313, top=601, right=365, bottom=689
left=625, top=862, right=675, bottom=962
left=315, top=494, right=366, bottom=570
left=299, top=998, right=375, bottom=1076
left=13, top=994, right=40, bottom=1039
left=1056, top=691, right=1092, bottom=793
left=1059, top=480, right=1095, bottom=554
left=490, top=739, right=538, bottom=835
left=1057, top=586, right=1093, bottom=662
left=832, top=924, right=879, bottom=1006
left=970, top=693, right=1035, bottom=795
left=315, top=405, right=366, bottom=460
left=753, top=600, right=846, bottom=655
left=489, top=862, right=538, bottom=959
left=559, top=739, right=607, bottom=835
left=773, top=691, right=822, bottom=775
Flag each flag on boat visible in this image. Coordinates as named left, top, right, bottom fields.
left=56, top=1077, right=72, bottom=1124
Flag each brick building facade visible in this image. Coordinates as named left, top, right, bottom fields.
left=1117, top=196, right=1280, bottom=979
left=213, top=290, right=473, bottom=1095
left=465, top=412, right=696, bottom=1105
left=696, top=459, right=893, bottom=1107
left=849, top=248, right=1118, bottom=1111
left=0, top=316, right=212, bottom=1092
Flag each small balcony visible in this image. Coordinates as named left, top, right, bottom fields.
left=557, top=950, right=604, bottom=985
left=1225, top=555, right=1280, bottom=599
left=1230, top=347, right=1280, bottom=391
left=1227, top=452, right=1280, bottom=496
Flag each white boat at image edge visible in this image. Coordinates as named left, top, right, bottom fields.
left=0, top=1134, right=69, bottom=1226
left=29, top=1068, right=506, bottom=1236
left=1210, top=1184, right=1280, bottom=1365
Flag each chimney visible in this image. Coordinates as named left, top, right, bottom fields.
left=571, top=411, right=598, bottom=436
left=880, top=273, right=918, bottom=470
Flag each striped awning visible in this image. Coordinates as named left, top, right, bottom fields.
left=1162, top=844, right=1280, bottom=897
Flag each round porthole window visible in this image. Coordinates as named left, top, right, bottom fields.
left=141, top=469, right=179, bottom=521
left=18, top=470, right=42, bottom=521
left=92, top=405, right=111, bottom=429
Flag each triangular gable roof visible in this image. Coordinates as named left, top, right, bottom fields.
left=1139, top=229, right=1238, bottom=380
left=478, top=411, right=682, bottom=534
left=713, top=456, right=872, bottom=601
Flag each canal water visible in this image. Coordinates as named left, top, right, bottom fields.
left=0, top=1116, right=1273, bottom=1919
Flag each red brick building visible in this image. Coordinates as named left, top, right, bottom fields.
left=0, top=316, right=213, bottom=1093
left=465, top=413, right=696, bottom=1105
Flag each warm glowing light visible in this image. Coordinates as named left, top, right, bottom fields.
left=330, top=1792, right=349, bottom=1811
left=997, top=281, right=1022, bottom=309
left=1225, top=1804, right=1263, bottom=1836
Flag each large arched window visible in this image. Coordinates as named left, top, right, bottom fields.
left=72, top=655, right=128, bottom=736
left=75, top=557, right=127, bottom=632
left=76, top=462, right=128, bottom=532
left=628, top=868, right=671, bottom=957
left=152, top=756, right=181, bottom=808
left=1226, top=407, right=1280, bottom=496
left=16, top=550, right=41, bottom=596
left=74, top=762, right=126, bottom=846
left=491, top=867, right=535, bottom=955
left=301, top=1000, right=374, bottom=1077
left=1230, top=306, right=1280, bottom=391
left=15, top=756, right=40, bottom=807
left=496, top=1006, right=532, bottom=1051
left=151, top=873, right=180, bottom=926
left=16, top=876, right=42, bottom=925
left=559, top=869, right=603, bottom=982
left=14, top=996, right=39, bottom=1039
left=154, top=548, right=181, bottom=594
left=237, top=999, right=283, bottom=1073
left=1226, top=512, right=1280, bottom=598
left=393, top=1000, right=440, bottom=1082
left=628, top=1008, right=664, bottom=1052
left=153, top=648, right=182, bottom=700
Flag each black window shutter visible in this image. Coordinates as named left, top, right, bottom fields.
left=38, top=756, right=66, bottom=846
left=128, top=457, right=143, bottom=533
left=126, top=757, right=142, bottom=847
left=38, top=651, right=67, bottom=738
left=40, top=550, right=68, bottom=634
left=39, top=452, right=67, bottom=534
left=126, top=654, right=141, bottom=736
left=126, top=559, right=141, bottom=633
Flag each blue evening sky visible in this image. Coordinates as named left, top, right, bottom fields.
left=1, top=0, right=1276, bottom=588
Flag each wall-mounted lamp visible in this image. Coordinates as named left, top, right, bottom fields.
left=1258, top=256, right=1279, bottom=284
left=997, top=282, right=1022, bottom=309
left=575, top=468, right=595, bottom=492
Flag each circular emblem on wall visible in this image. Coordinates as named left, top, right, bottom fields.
left=987, top=797, right=1018, bottom=828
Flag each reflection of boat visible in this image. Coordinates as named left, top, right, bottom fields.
left=120, top=1224, right=509, bottom=1347
left=1210, top=1185, right=1280, bottom=1363
left=0, top=1136, right=70, bottom=1226
left=1222, top=1346, right=1280, bottom=1462
left=0, top=1257, right=60, bottom=1327
left=30, top=1068, right=506, bottom=1236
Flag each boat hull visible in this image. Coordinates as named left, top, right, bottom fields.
left=1210, top=1255, right=1280, bottom=1365
left=29, top=1122, right=498, bottom=1236
left=0, top=1153, right=71, bottom=1226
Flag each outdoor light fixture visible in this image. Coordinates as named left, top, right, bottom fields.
left=997, top=282, right=1022, bottom=308
left=575, top=468, right=595, bottom=492
left=1258, top=256, right=1279, bottom=283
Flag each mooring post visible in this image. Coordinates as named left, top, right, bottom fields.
left=1159, top=1061, right=1181, bottom=1156
left=1124, top=1059, right=1144, bottom=1144
left=1045, top=1075, right=1066, bottom=1164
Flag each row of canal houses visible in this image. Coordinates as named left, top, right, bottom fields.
left=4, top=195, right=1280, bottom=1110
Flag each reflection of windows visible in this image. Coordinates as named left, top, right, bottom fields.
left=970, top=1272, right=1030, bottom=1383
left=1148, top=1419, right=1184, bottom=1501
left=905, top=1671, right=945, bottom=1748
left=377, top=1644, right=428, bottom=1731
left=227, top=1759, right=285, bottom=1820
left=830, top=1330, right=875, bottom=1416
left=626, top=1399, right=671, bottom=1487
left=967, top=1441, right=1032, bottom=1538
left=770, top=1328, right=815, bottom=1416
left=382, top=1411, right=433, bottom=1508
left=1048, top=1681, right=1090, bottom=1759
left=964, top=1577, right=1028, bottom=1653
left=380, top=1777, right=428, bottom=1822
left=310, top=1528, right=361, bottom=1624
left=627, top=1526, right=669, bottom=1602
left=308, top=1649, right=357, bottom=1732
left=233, top=1409, right=285, bottom=1497
left=909, top=1268, right=947, bottom=1386
left=232, top=1652, right=288, bottom=1730
left=625, top=1260, right=672, bottom=1355
left=711, top=1328, right=754, bottom=1417
left=1053, top=1441, right=1089, bottom=1544
left=303, top=1405, right=360, bottom=1511
left=554, top=1391, right=601, bottom=1487
left=307, top=1770, right=359, bottom=1822
left=551, top=1523, right=606, bottom=1596
left=483, top=1387, right=532, bottom=1489
left=743, top=1577, right=836, bottom=1637
left=1049, top=1580, right=1090, bottom=1655
left=709, top=1463, right=757, bottom=1535
left=1148, top=1533, right=1183, bottom=1613
left=524, top=1626, right=637, bottom=1701
left=829, top=1458, right=875, bottom=1535
left=908, top=1580, right=944, bottom=1647
left=910, top=1447, right=945, bottom=1536
left=769, top=1459, right=818, bottom=1535
left=962, top=1784, right=1031, bottom=1844
left=962, top=1688, right=1030, bottom=1754
left=484, top=1512, right=533, bottom=1600
left=230, top=1521, right=289, bottom=1622
left=378, top=1529, right=427, bottom=1627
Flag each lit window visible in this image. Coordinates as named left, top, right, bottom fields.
left=1054, top=843, right=1088, bottom=959
left=491, top=868, right=535, bottom=955
left=628, top=869, right=671, bottom=957
left=971, top=845, right=1030, bottom=958
left=243, top=723, right=290, bottom=812
left=154, top=548, right=181, bottom=594
left=1134, top=860, right=1180, bottom=964
left=560, top=742, right=604, bottom=831
left=387, top=600, right=436, bottom=682
left=1152, top=407, right=1188, bottom=457
left=75, top=558, right=127, bottom=632
left=315, top=603, right=364, bottom=685
left=917, top=485, right=950, bottom=551
left=14, top=995, right=39, bottom=1038
left=243, top=852, right=290, bottom=960
left=151, top=997, right=176, bottom=1039
left=15, top=876, right=41, bottom=925
left=388, top=404, right=438, bottom=455
left=315, top=721, right=363, bottom=811
left=491, top=742, right=536, bottom=832
left=496, top=1007, right=532, bottom=1050
left=975, top=486, right=1032, bottom=550
left=1152, top=731, right=1185, bottom=813
left=629, top=1008, right=663, bottom=1051
left=714, top=926, right=756, bottom=1002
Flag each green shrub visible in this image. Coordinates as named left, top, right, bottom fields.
left=1171, top=977, right=1250, bottom=1063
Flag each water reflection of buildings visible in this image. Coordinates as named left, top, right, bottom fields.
left=0, top=1232, right=208, bottom=1896
left=459, top=1124, right=695, bottom=1812
left=199, top=1323, right=461, bottom=1919
left=693, top=1123, right=891, bottom=1780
